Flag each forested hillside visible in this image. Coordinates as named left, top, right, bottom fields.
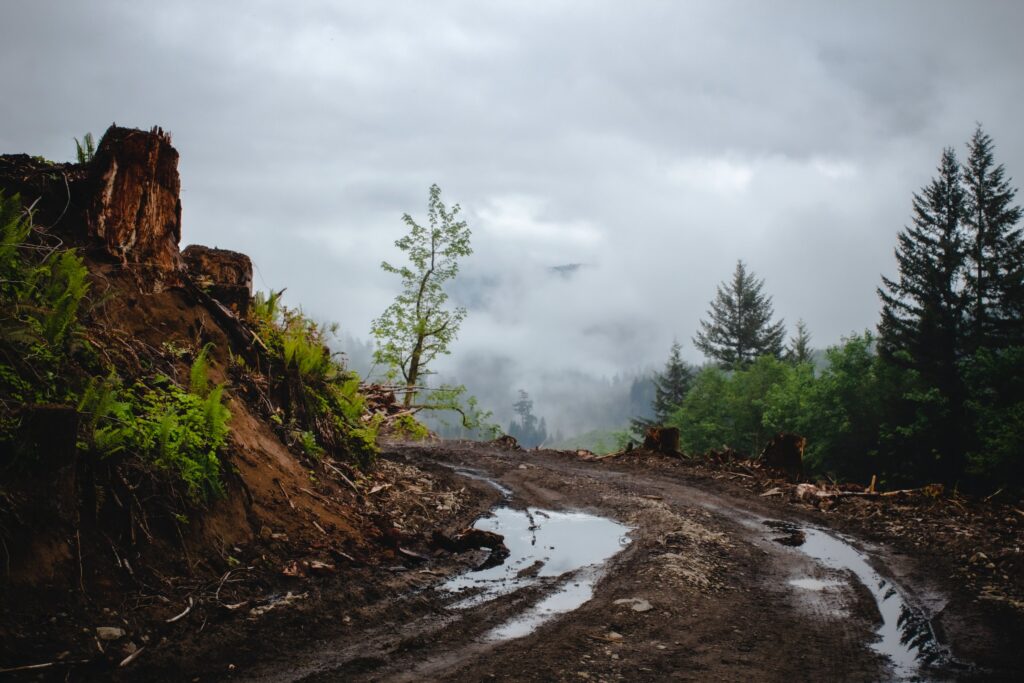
left=634, top=128, right=1023, bottom=492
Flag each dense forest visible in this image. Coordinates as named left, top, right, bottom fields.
left=635, top=127, right=1023, bottom=492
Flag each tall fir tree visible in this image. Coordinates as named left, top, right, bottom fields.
left=962, top=126, right=1024, bottom=350
left=693, top=260, right=785, bottom=369
left=787, top=319, right=813, bottom=364
left=878, top=147, right=966, bottom=372
left=878, top=147, right=968, bottom=482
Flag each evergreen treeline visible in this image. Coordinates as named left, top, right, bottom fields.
left=637, top=128, right=1024, bottom=491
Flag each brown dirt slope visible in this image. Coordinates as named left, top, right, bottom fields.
left=0, top=127, right=486, bottom=680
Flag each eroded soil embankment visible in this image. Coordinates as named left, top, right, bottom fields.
left=223, top=440, right=1024, bottom=683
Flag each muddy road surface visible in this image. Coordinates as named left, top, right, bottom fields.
left=227, top=441, right=1021, bottom=683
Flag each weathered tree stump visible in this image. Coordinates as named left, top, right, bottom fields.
left=760, top=432, right=805, bottom=481
left=85, top=125, right=183, bottom=289
left=182, top=245, right=253, bottom=317
left=643, top=426, right=680, bottom=455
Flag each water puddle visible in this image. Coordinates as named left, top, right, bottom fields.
left=442, top=506, right=631, bottom=641
left=767, top=521, right=950, bottom=680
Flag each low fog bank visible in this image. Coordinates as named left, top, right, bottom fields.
left=336, top=334, right=654, bottom=440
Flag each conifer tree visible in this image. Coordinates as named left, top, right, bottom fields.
left=632, top=340, right=694, bottom=431
left=962, top=126, right=1024, bottom=350
left=878, top=147, right=968, bottom=482
left=787, top=319, right=813, bottom=364
left=653, top=340, right=694, bottom=422
left=693, top=260, right=785, bottom=369
left=878, top=146, right=967, bottom=374
left=508, top=389, right=547, bottom=447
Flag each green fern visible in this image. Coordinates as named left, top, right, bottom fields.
left=189, top=343, right=214, bottom=397
left=74, top=132, right=96, bottom=164
left=251, top=289, right=283, bottom=327
left=41, top=250, right=89, bottom=346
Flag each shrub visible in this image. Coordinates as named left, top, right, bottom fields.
left=249, top=290, right=380, bottom=468
left=76, top=357, right=231, bottom=503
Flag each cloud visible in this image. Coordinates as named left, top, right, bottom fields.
left=667, top=157, right=756, bottom=195
left=3, top=0, right=1023, bottom=433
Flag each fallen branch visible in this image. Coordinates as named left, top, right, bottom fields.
left=0, top=659, right=93, bottom=674
left=323, top=460, right=360, bottom=494
left=796, top=482, right=945, bottom=504
left=0, top=662, right=56, bottom=674
left=592, top=450, right=628, bottom=460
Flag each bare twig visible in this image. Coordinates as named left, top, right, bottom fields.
left=214, top=570, right=232, bottom=601
left=165, top=597, right=194, bottom=623
left=119, top=647, right=145, bottom=668
left=984, top=488, right=1004, bottom=503
left=76, top=530, right=85, bottom=594
left=0, top=660, right=88, bottom=673
left=323, top=461, right=360, bottom=494
left=276, top=480, right=295, bottom=509
left=312, top=520, right=327, bottom=535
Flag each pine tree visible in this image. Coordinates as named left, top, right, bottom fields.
left=509, top=389, right=546, bottom=447
left=879, top=148, right=966, bottom=370
left=632, top=341, right=694, bottom=431
left=787, top=319, right=813, bottom=364
left=654, top=341, right=694, bottom=422
left=877, top=147, right=968, bottom=482
left=693, top=260, right=785, bottom=369
left=962, top=126, right=1024, bottom=350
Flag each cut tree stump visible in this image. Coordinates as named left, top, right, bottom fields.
left=643, top=426, right=680, bottom=455
left=760, top=432, right=805, bottom=481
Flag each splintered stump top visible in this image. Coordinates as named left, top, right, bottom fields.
left=86, top=125, right=183, bottom=288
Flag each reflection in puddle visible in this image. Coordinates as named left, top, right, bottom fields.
left=442, top=507, right=631, bottom=640
left=770, top=522, right=950, bottom=681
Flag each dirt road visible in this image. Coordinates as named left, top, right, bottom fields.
left=224, top=441, right=1020, bottom=683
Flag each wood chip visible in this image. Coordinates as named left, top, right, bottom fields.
left=119, top=647, right=145, bottom=668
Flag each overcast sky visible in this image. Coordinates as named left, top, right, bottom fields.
left=3, top=1, right=1023, bottom=430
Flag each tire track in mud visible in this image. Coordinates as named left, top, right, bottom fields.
left=242, top=443, right=966, bottom=682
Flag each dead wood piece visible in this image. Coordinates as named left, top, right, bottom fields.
left=324, top=460, right=361, bottom=493
left=119, top=647, right=145, bottom=668
left=182, top=245, right=253, bottom=317
left=432, top=528, right=506, bottom=553
left=796, top=482, right=945, bottom=506
left=759, top=432, right=805, bottom=481
left=705, top=446, right=741, bottom=464
left=85, top=125, right=183, bottom=288
left=432, top=528, right=511, bottom=569
left=276, top=480, right=296, bottom=510
left=492, top=434, right=521, bottom=450
left=397, top=547, right=430, bottom=563
left=643, top=426, right=681, bottom=455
